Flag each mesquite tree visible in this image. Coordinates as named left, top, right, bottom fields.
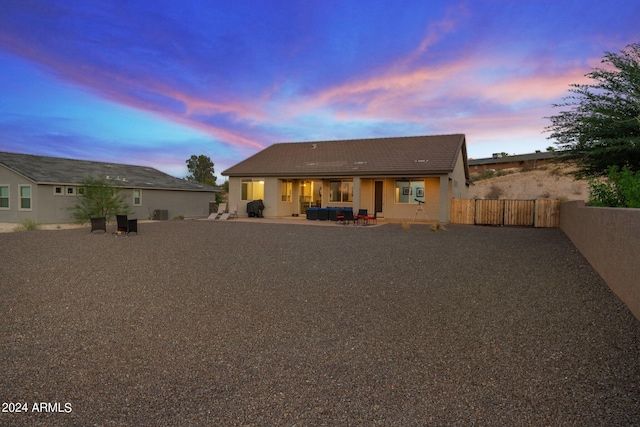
left=546, top=43, right=640, bottom=177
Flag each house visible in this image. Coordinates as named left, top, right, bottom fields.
left=222, top=134, right=470, bottom=223
left=468, top=151, right=557, bottom=174
left=0, top=151, right=219, bottom=224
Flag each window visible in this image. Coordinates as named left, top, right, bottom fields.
left=19, top=185, right=31, bottom=210
left=133, top=189, right=142, bottom=206
left=66, top=186, right=76, bottom=196
left=280, top=180, right=292, bottom=202
left=329, top=180, right=353, bottom=203
left=54, top=186, right=63, bottom=195
left=0, top=185, right=9, bottom=209
left=241, top=178, right=264, bottom=201
left=395, top=180, right=425, bottom=204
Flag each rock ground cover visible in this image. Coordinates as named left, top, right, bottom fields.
left=1, top=221, right=639, bottom=426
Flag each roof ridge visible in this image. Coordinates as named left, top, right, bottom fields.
left=0, top=151, right=156, bottom=170
left=273, top=133, right=465, bottom=146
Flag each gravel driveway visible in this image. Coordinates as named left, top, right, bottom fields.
left=1, top=221, right=639, bottom=426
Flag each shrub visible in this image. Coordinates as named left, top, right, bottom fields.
left=520, top=161, right=535, bottom=172
left=486, top=185, right=503, bottom=199
left=14, top=218, right=40, bottom=232
left=430, top=222, right=447, bottom=232
left=571, top=182, right=583, bottom=195
left=70, top=176, right=132, bottom=223
left=470, top=170, right=496, bottom=182
left=549, top=167, right=564, bottom=176
left=589, top=166, right=640, bottom=208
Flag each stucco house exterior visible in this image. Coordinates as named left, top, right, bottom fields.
left=222, top=134, right=470, bottom=223
left=0, top=151, right=218, bottom=224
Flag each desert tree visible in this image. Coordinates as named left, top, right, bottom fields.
left=70, top=175, right=131, bottom=222
left=546, top=43, right=640, bottom=177
left=186, top=154, right=217, bottom=186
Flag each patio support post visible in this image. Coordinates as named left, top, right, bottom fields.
left=439, top=176, right=449, bottom=223
left=352, top=176, right=361, bottom=212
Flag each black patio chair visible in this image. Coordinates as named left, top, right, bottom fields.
left=116, top=214, right=138, bottom=235
left=336, top=209, right=355, bottom=225
left=362, top=212, right=377, bottom=226
left=89, top=216, right=106, bottom=234
left=355, top=209, right=368, bottom=226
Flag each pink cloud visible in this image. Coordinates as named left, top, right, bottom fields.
left=289, top=46, right=602, bottom=130
left=0, top=33, right=267, bottom=150
left=398, top=2, right=471, bottom=67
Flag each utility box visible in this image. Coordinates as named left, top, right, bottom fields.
left=153, top=209, right=169, bottom=220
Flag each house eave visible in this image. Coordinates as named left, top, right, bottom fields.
left=33, top=181, right=219, bottom=192
left=225, top=170, right=454, bottom=179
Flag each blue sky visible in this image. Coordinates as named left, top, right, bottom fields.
left=0, top=1, right=638, bottom=180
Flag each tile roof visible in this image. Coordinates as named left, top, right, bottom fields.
left=223, top=134, right=468, bottom=178
left=0, top=151, right=217, bottom=192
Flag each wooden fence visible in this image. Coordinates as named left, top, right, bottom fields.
left=450, top=199, right=560, bottom=227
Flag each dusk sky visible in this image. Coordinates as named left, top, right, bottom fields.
left=1, top=1, right=638, bottom=180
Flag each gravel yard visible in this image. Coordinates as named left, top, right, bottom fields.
left=1, top=220, right=639, bottom=426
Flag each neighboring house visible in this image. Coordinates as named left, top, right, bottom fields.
left=0, top=151, right=219, bottom=224
left=222, top=134, right=470, bottom=223
left=468, top=151, right=557, bottom=173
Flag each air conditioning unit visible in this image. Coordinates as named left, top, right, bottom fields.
left=153, top=209, right=169, bottom=220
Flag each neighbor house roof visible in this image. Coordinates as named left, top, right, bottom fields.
left=468, top=151, right=557, bottom=166
left=0, top=151, right=217, bottom=192
left=223, top=134, right=469, bottom=179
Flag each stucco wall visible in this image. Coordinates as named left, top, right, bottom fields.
left=0, top=165, right=32, bottom=223
left=451, top=151, right=469, bottom=199
left=560, top=201, right=640, bottom=321
left=227, top=177, right=270, bottom=217
left=227, top=174, right=465, bottom=221
left=129, top=189, right=215, bottom=220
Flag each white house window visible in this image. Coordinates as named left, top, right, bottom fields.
left=280, top=180, right=292, bottom=202
left=19, top=185, right=32, bottom=210
left=0, top=185, right=9, bottom=209
left=395, top=180, right=425, bottom=204
left=241, top=178, right=264, bottom=201
left=133, top=189, right=142, bottom=206
left=54, top=186, right=63, bottom=195
left=329, top=180, right=353, bottom=203
left=65, top=186, right=76, bottom=196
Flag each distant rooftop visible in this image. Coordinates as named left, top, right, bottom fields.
left=468, top=151, right=557, bottom=166
left=0, top=151, right=218, bottom=192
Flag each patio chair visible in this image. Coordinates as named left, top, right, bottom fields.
left=356, top=209, right=378, bottom=225
left=89, top=216, right=106, bottom=234
left=336, top=209, right=355, bottom=225
left=362, top=212, right=377, bottom=226
left=355, top=209, right=368, bottom=226
left=208, top=203, right=226, bottom=220
left=116, top=214, right=138, bottom=235
left=228, top=204, right=238, bottom=219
